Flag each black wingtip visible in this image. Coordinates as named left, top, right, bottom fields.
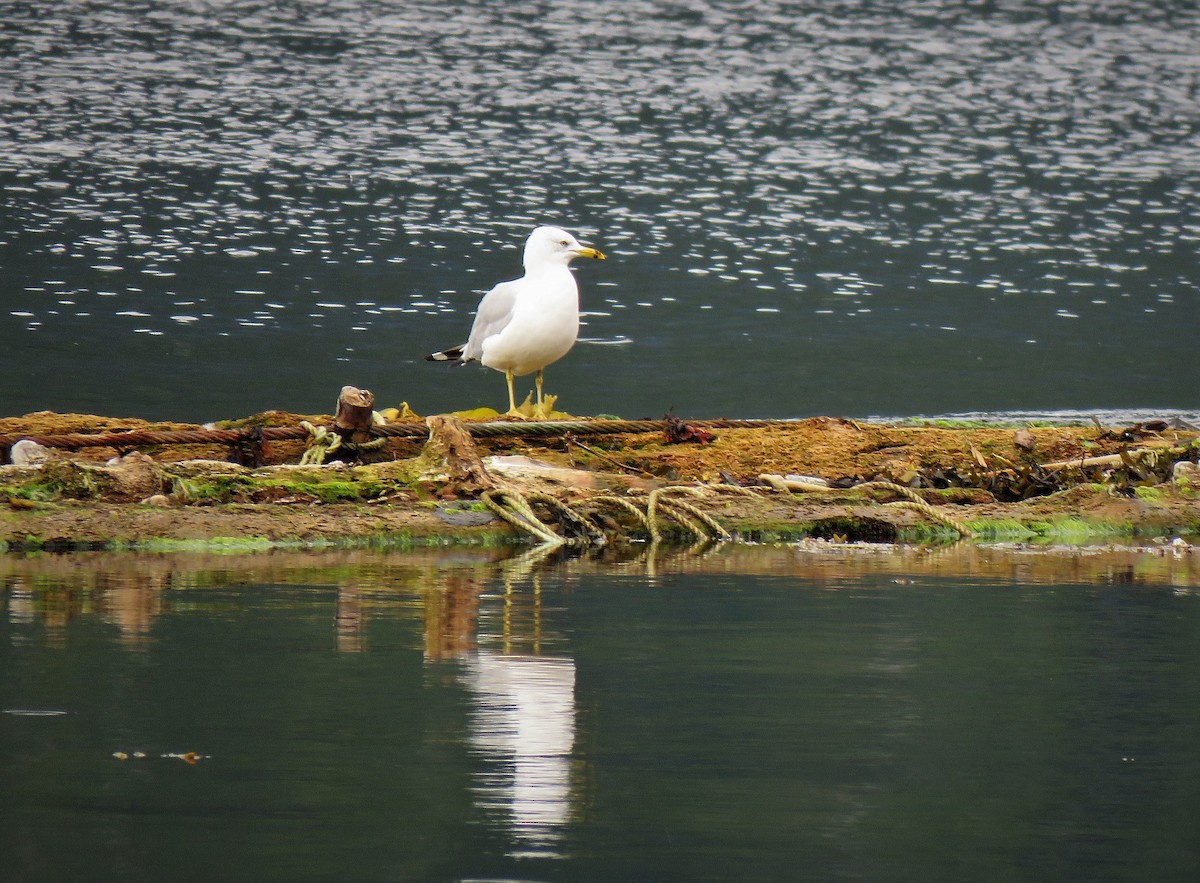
left=426, top=346, right=465, bottom=363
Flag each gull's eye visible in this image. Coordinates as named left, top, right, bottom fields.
left=560, top=240, right=569, bottom=247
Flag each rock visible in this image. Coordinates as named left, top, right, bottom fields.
left=38, top=451, right=165, bottom=502
left=1172, top=461, right=1199, bottom=488
left=166, top=459, right=251, bottom=479
left=104, top=451, right=164, bottom=502
left=1013, top=429, right=1037, bottom=452
left=9, top=439, right=50, bottom=466
left=434, top=502, right=498, bottom=526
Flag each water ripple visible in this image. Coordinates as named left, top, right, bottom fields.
left=1, top=0, right=1197, bottom=419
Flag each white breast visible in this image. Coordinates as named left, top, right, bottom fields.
left=480, top=267, right=580, bottom=377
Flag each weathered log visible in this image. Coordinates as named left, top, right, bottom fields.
left=421, top=415, right=497, bottom=493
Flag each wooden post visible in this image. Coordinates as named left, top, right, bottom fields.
left=333, top=386, right=377, bottom=444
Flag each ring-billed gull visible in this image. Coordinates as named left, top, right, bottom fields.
left=426, top=225, right=606, bottom=419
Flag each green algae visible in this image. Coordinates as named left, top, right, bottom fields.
left=3, top=527, right=523, bottom=555
left=1134, top=486, right=1167, bottom=504
left=6, top=455, right=1200, bottom=553
left=964, top=519, right=1038, bottom=542
left=169, top=472, right=389, bottom=505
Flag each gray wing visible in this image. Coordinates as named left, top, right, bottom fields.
left=462, top=279, right=521, bottom=361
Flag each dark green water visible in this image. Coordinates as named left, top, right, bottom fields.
left=3, top=546, right=1199, bottom=881
left=1, top=0, right=1198, bottom=422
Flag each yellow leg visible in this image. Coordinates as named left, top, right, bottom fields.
left=504, top=370, right=523, bottom=418
left=533, top=370, right=547, bottom=420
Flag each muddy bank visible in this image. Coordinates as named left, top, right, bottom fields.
left=2, top=410, right=1198, bottom=552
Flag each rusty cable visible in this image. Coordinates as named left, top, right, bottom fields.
left=0, top=418, right=792, bottom=452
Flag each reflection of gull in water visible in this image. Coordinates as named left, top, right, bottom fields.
left=463, top=650, right=576, bottom=857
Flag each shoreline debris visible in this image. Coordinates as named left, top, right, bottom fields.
left=3, top=397, right=1199, bottom=550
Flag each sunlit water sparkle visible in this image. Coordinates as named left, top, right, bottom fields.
left=1, top=0, right=1197, bottom=420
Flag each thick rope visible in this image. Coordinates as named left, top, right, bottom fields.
left=883, top=500, right=974, bottom=537
left=758, top=474, right=973, bottom=537
left=480, top=489, right=566, bottom=546
left=600, top=486, right=732, bottom=544
left=660, top=497, right=733, bottom=542
left=656, top=501, right=710, bottom=543
left=851, top=481, right=973, bottom=537
left=1, top=417, right=788, bottom=452
left=478, top=484, right=739, bottom=547
left=299, top=421, right=342, bottom=465
left=525, top=492, right=607, bottom=546
left=585, top=494, right=653, bottom=531
left=297, top=422, right=391, bottom=465
left=461, top=418, right=778, bottom=438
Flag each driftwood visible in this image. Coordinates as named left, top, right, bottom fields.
left=1040, top=452, right=1129, bottom=471
left=422, top=415, right=497, bottom=493
left=1039, top=447, right=1183, bottom=473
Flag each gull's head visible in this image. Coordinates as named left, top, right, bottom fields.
left=523, top=225, right=606, bottom=269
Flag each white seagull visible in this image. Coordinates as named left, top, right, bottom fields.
left=426, top=225, right=606, bottom=419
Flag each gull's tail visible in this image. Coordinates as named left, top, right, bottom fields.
left=425, top=345, right=469, bottom=365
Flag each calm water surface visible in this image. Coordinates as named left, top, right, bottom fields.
left=3, top=544, right=1199, bottom=881
left=1, top=1, right=1198, bottom=421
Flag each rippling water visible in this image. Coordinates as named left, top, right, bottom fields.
left=1, top=1, right=1197, bottom=420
